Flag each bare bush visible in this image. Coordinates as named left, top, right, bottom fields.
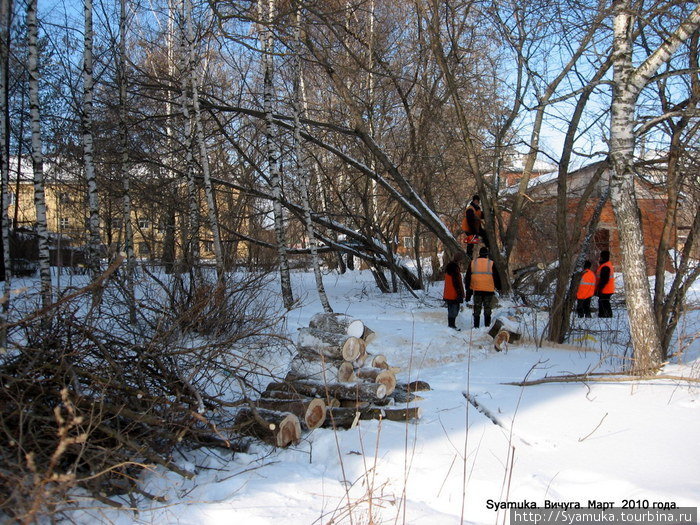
left=0, top=268, right=289, bottom=521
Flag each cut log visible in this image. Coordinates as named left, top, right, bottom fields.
left=235, top=408, right=301, bottom=447
left=309, top=313, right=357, bottom=334
left=346, top=319, right=365, bottom=338
left=353, top=349, right=368, bottom=368
left=361, top=326, right=377, bottom=343
left=297, top=328, right=365, bottom=361
left=288, top=355, right=339, bottom=382
left=337, top=361, right=356, bottom=383
left=324, top=406, right=422, bottom=428
left=265, top=380, right=387, bottom=402
left=306, top=313, right=371, bottom=340
left=261, top=389, right=310, bottom=401
left=255, top=398, right=327, bottom=430
left=371, top=354, right=389, bottom=370
left=403, top=380, right=431, bottom=392
left=356, top=368, right=397, bottom=395
left=338, top=399, right=370, bottom=409
left=342, top=337, right=366, bottom=362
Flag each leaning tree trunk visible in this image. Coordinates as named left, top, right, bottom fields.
left=292, top=3, right=331, bottom=312
left=27, top=0, right=51, bottom=308
left=609, top=0, right=700, bottom=371
left=83, top=0, right=101, bottom=280
left=118, top=0, right=136, bottom=324
left=261, top=0, right=294, bottom=309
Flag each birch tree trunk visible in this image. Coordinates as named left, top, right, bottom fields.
left=118, top=0, right=136, bottom=324
left=261, top=0, right=294, bottom=308
left=177, top=6, right=200, bottom=270
left=0, top=0, right=10, bottom=347
left=186, top=0, right=223, bottom=276
left=27, top=0, right=51, bottom=308
left=292, top=3, right=331, bottom=313
left=83, top=0, right=101, bottom=279
left=609, top=0, right=700, bottom=371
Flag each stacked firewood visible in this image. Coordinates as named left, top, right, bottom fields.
left=243, top=313, right=427, bottom=447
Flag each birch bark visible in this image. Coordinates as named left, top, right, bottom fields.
left=180, top=0, right=201, bottom=269
left=83, top=0, right=101, bottom=278
left=260, top=0, right=294, bottom=308
left=292, top=2, right=331, bottom=313
left=27, top=0, right=51, bottom=308
left=186, top=0, right=223, bottom=276
left=118, top=0, right=136, bottom=323
left=609, top=0, right=700, bottom=371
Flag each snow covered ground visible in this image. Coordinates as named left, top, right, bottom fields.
left=71, top=269, right=700, bottom=524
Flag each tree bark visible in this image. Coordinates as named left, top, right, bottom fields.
left=27, top=0, right=51, bottom=308
left=260, top=0, right=294, bottom=308
left=82, top=0, right=101, bottom=279
left=609, top=0, right=700, bottom=371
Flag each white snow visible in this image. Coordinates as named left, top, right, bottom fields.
left=66, top=269, right=700, bottom=524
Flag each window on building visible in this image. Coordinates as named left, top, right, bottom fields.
left=58, top=192, right=71, bottom=204
left=111, top=218, right=123, bottom=230
left=203, top=240, right=214, bottom=253
left=59, top=217, right=69, bottom=229
left=403, top=236, right=414, bottom=249
left=138, top=242, right=150, bottom=255
left=138, top=218, right=150, bottom=230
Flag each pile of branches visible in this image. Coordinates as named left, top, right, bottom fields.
left=0, top=268, right=286, bottom=522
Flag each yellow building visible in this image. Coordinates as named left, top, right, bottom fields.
left=6, top=157, right=249, bottom=266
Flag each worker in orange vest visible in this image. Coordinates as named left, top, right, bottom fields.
left=595, top=250, right=615, bottom=318
left=443, top=252, right=466, bottom=330
left=575, top=260, right=595, bottom=318
left=464, top=246, right=501, bottom=328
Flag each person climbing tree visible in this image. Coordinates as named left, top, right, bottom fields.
left=462, top=194, right=487, bottom=260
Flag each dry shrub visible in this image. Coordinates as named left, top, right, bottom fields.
left=0, top=269, right=289, bottom=522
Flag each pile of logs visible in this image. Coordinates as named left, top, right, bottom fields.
left=238, top=313, right=428, bottom=447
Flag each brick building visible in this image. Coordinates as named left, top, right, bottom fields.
left=508, top=161, right=673, bottom=275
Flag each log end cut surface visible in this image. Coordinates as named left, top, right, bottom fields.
left=304, top=398, right=327, bottom=430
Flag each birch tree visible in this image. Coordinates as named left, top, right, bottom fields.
left=260, top=0, right=294, bottom=308
left=118, top=0, right=136, bottom=323
left=609, top=0, right=700, bottom=371
left=184, top=1, right=224, bottom=276
left=83, top=0, right=101, bottom=279
left=291, top=2, right=331, bottom=312
left=178, top=0, right=201, bottom=271
left=0, top=0, right=10, bottom=346
left=27, top=0, right=51, bottom=308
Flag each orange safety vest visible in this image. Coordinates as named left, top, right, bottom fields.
left=596, top=261, right=615, bottom=294
left=461, top=204, right=482, bottom=234
left=443, top=272, right=462, bottom=301
left=470, top=258, right=495, bottom=292
left=576, top=269, right=596, bottom=299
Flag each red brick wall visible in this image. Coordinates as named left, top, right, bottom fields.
left=510, top=198, right=671, bottom=275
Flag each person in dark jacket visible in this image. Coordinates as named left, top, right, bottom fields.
left=595, top=250, right=615, bottom=318
left=576, top=260, right=595, bottom=318
left=464, top=247, right=501, bottom=328
left=443, top=253, right=466, bottom=330
left=463, top=195, right=488, bottom=260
